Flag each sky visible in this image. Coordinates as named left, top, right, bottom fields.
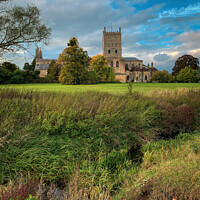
left=2, top=0, right=200, bottom=72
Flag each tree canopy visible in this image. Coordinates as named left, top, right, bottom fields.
left=90, top=54, right=107, bottom=82
left=176, top=67, right=198, bottom=83
left=151, top=70, right=171, bottom=83
left=1, top=61, right=17, bottom=72
left=23, top=59, right=35, bottom=71
left=172, top=55, right=199, bottom=75
left=47, top=60, right=60, bottom=81
left=90, top=54, right=115, bottom=82
left=58, top=38, right=91, bottom=85
left=0, top=4, right=51, bottom=53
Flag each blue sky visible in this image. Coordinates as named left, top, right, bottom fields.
left=3, top=0, right=200, bottom=72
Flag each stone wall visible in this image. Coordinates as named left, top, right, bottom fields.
left=116, top=74, right=126, bottom=83
left=39, top=70, right=48, bottom=77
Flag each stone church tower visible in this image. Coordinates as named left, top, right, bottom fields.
left=103, top=27, right=122, bottom=61
left=102, top=27, right=158, bottom=82
left=102, top=27, right=126, bottom=82
left=35, top=47, right=43, bottom=60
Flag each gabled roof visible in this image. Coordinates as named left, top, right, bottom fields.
left=150, top=66, right=158, bottom=71
left=35, top=64, right=49, bottom=70
left=124, top=57, right=139, bottom=61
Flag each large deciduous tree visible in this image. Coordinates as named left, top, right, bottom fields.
left=58, top=37, right=91, bottom=85
left=172, top=55, right=199, bottom=75
left=0, top=4, right=51, bottom=53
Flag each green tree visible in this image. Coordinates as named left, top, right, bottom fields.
left=172, top=55, right=199, bottom=75
left=0, top=66, right=11, bottom=84
left=1, top=61, right=17, bottom=72
left=195, top=67, right=200, bottom=82
left=47, top=60, right=60, bottom=81
left=90, top=54, right=108, bottom=82
left=176, top=67, right=198, bottom=83
left=23, top=62, right=31, bottom=71
left=10, top=70, right=26, bottom=84
left=58, top=38, right=91, bottom=85
left=31, top=58, right=36, bottom=71
left=105, top=66, right=116, bottom=82
left=86, top=71, right=99, bottom=84
left=0, top=4, right=51, bottom=53
left=151, top=70, right=171, bottom=83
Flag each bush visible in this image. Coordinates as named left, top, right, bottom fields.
left=151, top=70, right=171, bottom=83
left=0, top=67, right=11, bottom=84
left=10, top=70, right=26, bottom=84
left=86, top=71, right=99, bottom=84
left=0, top=178, right=39, bottom=200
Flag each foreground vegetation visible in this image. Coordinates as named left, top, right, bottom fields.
left=0, top=82, right=200, bottom=94
left=0, top=88, right=200, bottom=199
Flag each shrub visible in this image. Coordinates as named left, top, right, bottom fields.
left=0, top=178, right=39, bottom=200
left=86, top=71, right=99, bottom=84
left=10, top=70, right=26, bottom=84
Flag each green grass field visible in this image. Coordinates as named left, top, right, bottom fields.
left=0, top=82, right=200, bottom=94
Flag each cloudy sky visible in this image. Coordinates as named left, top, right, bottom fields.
left=3, top=0, right=200, bottom=72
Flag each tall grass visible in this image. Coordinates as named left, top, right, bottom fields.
left=0, top=88, right=200, bottom=199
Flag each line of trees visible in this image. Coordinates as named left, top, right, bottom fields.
left=151, top=55, right=200, bottom=83
left=0, top=60, right=41, bottom=84
left=47, top=37, right=116, bottom=85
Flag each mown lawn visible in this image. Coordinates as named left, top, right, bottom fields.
left=0, top=82, right=200, bottom=94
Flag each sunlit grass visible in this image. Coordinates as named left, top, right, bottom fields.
left=0, top=82, right=200, bottom=94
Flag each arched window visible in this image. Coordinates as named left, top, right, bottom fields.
left=145, top=75, right=147, bottom=80
left=116, top=61, right=119, bottom=67
left=125, top=64, right=128, bottom=71
left=127, top=76, right=129, bottom=81
left=108, top=50, right=110, bottom=54
left=115, top=50, right=118, bottom=54
left=111, top=61, right=113, bottom=67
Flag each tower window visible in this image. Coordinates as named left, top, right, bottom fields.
left=145, top=75, right=147, bottom=80
left=125, top=64, right=128, bottom=71
left=108, top=50, right=110, bottom=54
left=111, top=61, right=113, bottom=67
left=116, top=61, right=119, bottom=67
left=115, top=50, right=117, bottom=54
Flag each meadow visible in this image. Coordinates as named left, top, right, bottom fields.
left=0, top=82, right=200, bottom=94
left=0, top=85, right=200, bottom=200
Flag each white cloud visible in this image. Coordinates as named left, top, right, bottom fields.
left=159, top=2, right=200, bottom=18
left=3, top=0, right=199, bottom=72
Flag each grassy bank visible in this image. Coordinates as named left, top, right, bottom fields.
left=0, top=88, right=200, bottom=199
left=0, top=82, right=200, bottom=94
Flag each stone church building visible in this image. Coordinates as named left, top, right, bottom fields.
left=34, top=47, right=56, bottom=77
left=35, top=27, right=158, bottom=82
left=102, top=27, right=158, bottom=82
